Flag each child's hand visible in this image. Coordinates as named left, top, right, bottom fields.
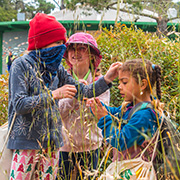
left=87, top=98, right=108, bottom=120
left=52, top=85, right=77, bottom=99
left=104, top=62, right=122, bottom=84
left=79, top=79, right=88, bottom=85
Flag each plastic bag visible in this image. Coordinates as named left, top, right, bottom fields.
left=0, top=122, right=13, bottom=180
left=99, top=157, right=156, bottom=180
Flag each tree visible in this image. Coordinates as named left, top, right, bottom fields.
left=64, top=0, right=180, bottom=37
left=25, top=0, right=56, bottom=19
left=0, top=0, right=17, bottom=21
left=0, top=0, right=55, bottom=22
left=53, top=0, right=65, bottom=10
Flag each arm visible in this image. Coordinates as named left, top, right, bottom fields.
left=87, top=98, right=121, bottom=119
left=98, top=109, right=157, bottom=151
left=52, top=62, right=122, bottom=100
left=9, top=58, right=54, bottom=115
left=52, top=67, right=110, bottom=100
left=57, top=75, right=110, bottom=120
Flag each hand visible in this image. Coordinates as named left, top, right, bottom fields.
left=104, top=62, right=122, bottom=84
left=86, top=98, right=108, bottom=120
left=79, top=79, right=88, bottom=85
left=52, top=84, right=77, bottom=99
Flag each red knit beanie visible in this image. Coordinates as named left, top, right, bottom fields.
left=28, top=13, right=67, bottom=50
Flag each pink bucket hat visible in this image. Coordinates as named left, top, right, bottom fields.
left=64, top=32, right=102, bottom=70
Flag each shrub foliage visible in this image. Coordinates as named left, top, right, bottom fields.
left=0, top=73, right=9, bottom=125
left=96, top=23, right=180, bottom=123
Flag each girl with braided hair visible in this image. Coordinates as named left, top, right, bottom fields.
left=87, top=58, right=162, bottom=161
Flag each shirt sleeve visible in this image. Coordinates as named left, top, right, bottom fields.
left=9, top=58, right=54, bottom=115
left=97, top=108, right=157, bottom=151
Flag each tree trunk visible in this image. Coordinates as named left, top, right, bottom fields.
left=61, top=0, right=65, bottom=10
left=156, top=17, right=169, bottom=38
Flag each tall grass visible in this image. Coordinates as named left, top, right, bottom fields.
left=0, top=24, right=179, bottom=179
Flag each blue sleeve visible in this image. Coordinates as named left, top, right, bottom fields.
left=102, top=102, right=122, bottom=115
left=98, top=108, right=157, bottom=151
left=89, top=102, right=122, bottom=120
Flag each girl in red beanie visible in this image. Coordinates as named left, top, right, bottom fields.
left=7, top=13, right=121, bottom=180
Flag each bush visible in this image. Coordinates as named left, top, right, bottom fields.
left=0, top=73, right=9, bottom=125
left=96, top=23, right=180, bottom=123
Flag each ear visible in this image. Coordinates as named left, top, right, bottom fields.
left=140, top=79, right=148, bottom=91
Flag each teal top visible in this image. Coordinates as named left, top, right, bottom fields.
left=97, top=102, right=158, bottom=151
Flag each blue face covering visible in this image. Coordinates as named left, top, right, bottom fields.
left=29, top=44, right=66, bottom=87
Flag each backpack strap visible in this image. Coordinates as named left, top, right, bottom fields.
left=127, top=102, right=154, bottom=120
left=113, top=102, right=154, bottom=125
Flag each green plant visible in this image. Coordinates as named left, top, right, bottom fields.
left=97, top=23, right=180, bottom=123
left=0, top=72, right=9, bottom=125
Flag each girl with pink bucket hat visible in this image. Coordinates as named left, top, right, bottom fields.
left=57, top=32, right=110, bottom=180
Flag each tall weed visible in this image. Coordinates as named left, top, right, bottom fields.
left=0, top=72, right=9, bottom=125
left=0, top=24, right=179, bottom=178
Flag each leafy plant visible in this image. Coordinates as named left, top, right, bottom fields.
left=96, top=23, right=180, bottom=123
left=0, top=72, right=9, bottom=125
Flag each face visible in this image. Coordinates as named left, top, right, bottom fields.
left=67, top=44, right=92, bottom=69
left=42, top=40, right=64, bottom=49
left=118, top=70, right=141, bottom=104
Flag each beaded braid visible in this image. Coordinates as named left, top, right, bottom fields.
left=152, top=64, right=164, bottom=114
left=154, top=65, right=162, bottom=100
